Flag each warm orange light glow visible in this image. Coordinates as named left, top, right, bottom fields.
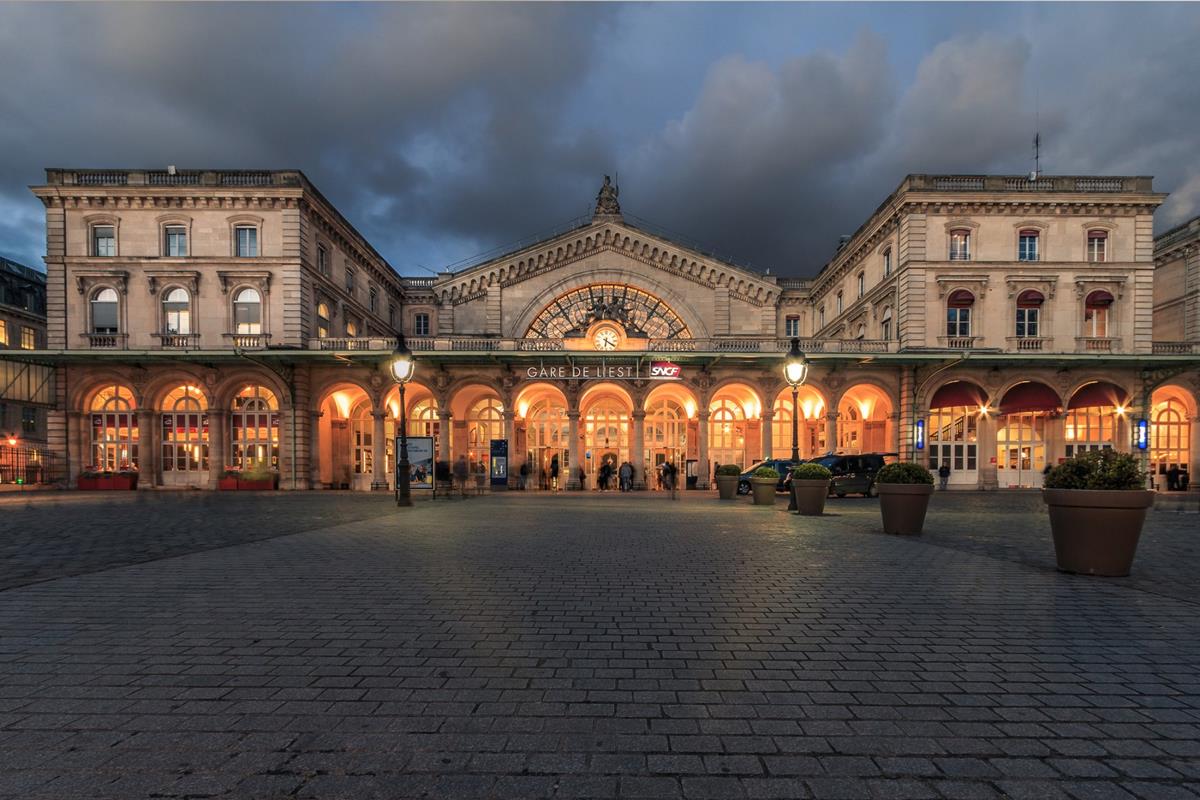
left=683, top=398, right=697, bottom=419
left=517, top=400, right=529, bottom=419
left=6, top=436, right=16, bottom=447
left=1115, top=405, right=1127, bottom=416
left=979, top=405, right=990, bottom=416
left=332, top=390, right=353, bottom=419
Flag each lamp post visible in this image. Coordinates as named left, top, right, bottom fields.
left=783, top=337, right=810, bottom=511
left=390, top=335, right=416, bottom=507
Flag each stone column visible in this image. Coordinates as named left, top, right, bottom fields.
left=309, top=411, right=323, bottom=489
left=1190, top=415, right=1200, bottom=493
left=503, top=409, right=516, bottom=489
left=1114, top=413, right=1132, bottom=454
left=137, top=409, right=156, bottom=488
left=761, top=410, right=774, bottom=461
left=566, top=410, right=581, bottom=490
left=370, top=411, right=388, bottom=490
left=207, top=410, right=226, bottom=490
left=1045, top=412, right=1065, bottom=470
left=67, top=411, right=83, bottom=482
left=825, top=411, right=839, bottom=455
left=631, top=408, right=646, bottom=490
left=697, top=410, right=710, bottom=489
left=437, top=410, right=453, bottom=463
left=977, top=412, right=999, bottom=490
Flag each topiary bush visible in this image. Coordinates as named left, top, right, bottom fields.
left=792, top=463, right=833, bottom=480
left=876, top=462, right=934, bottom=485
left=752, top=466, right=780, bottom=479
left=1044, top=449, right=1145, bottom=491
left=716, top=464, right=743, bottom=476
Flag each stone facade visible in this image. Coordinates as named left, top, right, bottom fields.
left=19, top=169, right=1200, bottom=493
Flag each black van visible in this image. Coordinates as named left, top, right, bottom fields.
left=809, top=453, right=895, bottom=497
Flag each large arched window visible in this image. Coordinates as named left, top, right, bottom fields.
left=525, top=284, right=690, bottom=340
left=646, top=397, right=688, bottom=480
left=90, top=384, right=138, bottom=470
left=708, top=398, right=747, bottom=470
left=161, top=385, right=208, bottom=473
left=234, top=288, right=262, bottom=334
left=231, top=385, right=279, bottom=469
left=316, top=302, right=331, bottom=339
left=467, top=398, right=504, bottom=473
left=408, top=398, right=440, bottom=447
left=1150, top=390, right=1191, bottom=482
left=946, top=290, right=974, bottom=337
left=91, top=288, right=120, bottom=334
left=1015, top=290, right=1043, bottom=338
left=1084, top=290, right=1113, bottom=337
left=162, top=288, right=191, bottom=334
left=880, top=306, right=893, bottom=340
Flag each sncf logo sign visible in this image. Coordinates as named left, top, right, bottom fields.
left=649, top=361, right=682, bottom=380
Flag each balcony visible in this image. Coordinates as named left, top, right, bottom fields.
left=152, top=333, right=201, bottom=350
left=1152, top=341, right=1200, bottom=355
left=302, top=336, right=899, bottom=354
left=1007, top=336, right=1049, bottom=352
left=1076, top=336, right=1121, bottom=353
left=81, top=333, right=128, bottom=349
left=937, top=336, right=979, bottom=350
left=309, top=336, right=397, bottom=351
left=222, top=333, right=271, bottom=350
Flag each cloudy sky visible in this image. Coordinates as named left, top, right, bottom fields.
left=2, top=2, right=1199, bottom=277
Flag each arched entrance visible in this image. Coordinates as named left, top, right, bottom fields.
left=927, top=380, right=986, bottom=488
left=1150, top=385, right=1195, bottom=490
left=159, top=384, right=210, bottom=488
left=771, top=386, right=826, bottom=459
left=1065, top=381, right=1129, bottom=458
left=838, top=384, right=894, bottom=454
left=230, top=385, right=280, bottom=470
left=644, top=384, right=698, bottom=491
left=448, top=384, right=505, bottom=481
left=88, top=383, right=139, bottom=471
left=515, top=383, right=568, bottom=491
left=579, top=383, right=632, bottom=490
left=708, top=383, right=761, bottom=471
left=316, top=382, right=373, bottom=490
left=996, top=381, right=1062, bottom=488
left=382, top=382, right=440, bottom=490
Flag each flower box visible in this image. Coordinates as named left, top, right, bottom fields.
left=218, top=476, right=239, bottom=491
left=77, top=475, right=99, bottom=490
left=237, top=478, right=276, bottom=491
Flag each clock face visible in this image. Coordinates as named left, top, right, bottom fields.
left=593, top=328, right=619, bottom=351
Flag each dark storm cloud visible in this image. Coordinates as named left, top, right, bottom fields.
left=1, top=3, right=1199, bottom=276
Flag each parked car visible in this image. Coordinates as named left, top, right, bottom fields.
left=809, top=453, right=897, bottom=497
left=737, top=459, right=800, bottom=494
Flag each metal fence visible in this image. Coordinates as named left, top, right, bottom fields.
left=0, top=444, right=65, bottom=486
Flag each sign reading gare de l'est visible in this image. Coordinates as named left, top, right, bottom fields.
left=523, top=360, right=682, bottom=381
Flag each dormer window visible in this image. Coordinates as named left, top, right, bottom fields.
left=1087, top=230, right=1108, bottom=263
left=949, top=230, right=970, bottom=261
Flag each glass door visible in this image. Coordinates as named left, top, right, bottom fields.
left=996, top=411, right=1047, bottom=488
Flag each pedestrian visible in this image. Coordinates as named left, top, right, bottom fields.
left=619, top=461, right=632, bottom=492
left=550, top=455, right=560, bottom=491
left=665, top=461, right=679, bottom=500
left=518, top=460, right=528, bottom=490
left=713, top=461, right=720, bottom=490
left=578, top=465, right=586, bottom=491
left=453, top=454, right=470, bottom=498
left=1167, top=465, right=1180, bottom=491
left=937, top=462, right=950, bottom=491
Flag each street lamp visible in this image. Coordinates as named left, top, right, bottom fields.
left=783, top=337, right=809, bottom=511
left=390, top=334, right=416, bottom=507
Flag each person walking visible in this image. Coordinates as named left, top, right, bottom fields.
left=619, top=461, right=632, bottom=492
left=937, top=462, right=950, bottom=491
left=550, top=455, right=560, bottom=491
left=518, top=460, right=528, bottom=490
left=665, top=461, right=679, bottom=500
left=453, top=454, right=470, bottom=498
left=713, top=461, right=720, bottom=491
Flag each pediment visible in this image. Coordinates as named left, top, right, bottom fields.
left=430, top=220, right=781, bottom=308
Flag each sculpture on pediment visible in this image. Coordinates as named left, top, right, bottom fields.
left=594, top=175, right=621, bottom=217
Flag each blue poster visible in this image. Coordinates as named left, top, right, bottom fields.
left=490, top=439, right=508, bottom=486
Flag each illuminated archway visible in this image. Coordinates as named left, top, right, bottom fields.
left=159, top=384, right=210, bottom=483
left=579, top=383, right=633, bottom=490
left=1065, top=381, right=1129, bottom=457
left=926, top=380, right=987, bottom=485
left=644, top=383, right=699, bottom=490
left=771, top=385, right=827, bottom=459
left=315, top=381, right=373, bottom=491
left=1150, top=385, right=1195, bottom=487
left=708, top=383, right=761, bottom=471
left=837, top=384, right=894, bottom=454
left=87, top=383, right=139, bottom=471
left=515, top=383, right=569, bottom=490
left=995, top=381, right=1062, bottom=488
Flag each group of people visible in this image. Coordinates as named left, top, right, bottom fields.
left=595, top=459, right=637, bottom=492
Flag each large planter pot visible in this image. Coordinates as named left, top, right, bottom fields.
left=715, top=474, right=740, bottom=500
left=218, top=477, right=239, bottom=491
left=750, top=477, right=777, bottom=506
left=1042, top=489, right=1154, bottom=576
left=878, top=483, right=934, bottom=534
left=791, top=479, right=830, bottom=516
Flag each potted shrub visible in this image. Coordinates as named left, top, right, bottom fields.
left=218, top=469, right=240, bottom=491
left=1042, top=450, right=1153, bottom=576
left=790, top=463, right=832, bottom=516
left=238, top=465, right=279, bottom=490
left=876, top=462, right=934, bottom=534
left=715, top=464, right=741, bottom=500
left=77, top=468, right=100, bottom=491
left=750, top=466, right=779, bottom=506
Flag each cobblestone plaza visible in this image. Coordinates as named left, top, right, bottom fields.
left=1, top=492, right=1199, bottom=799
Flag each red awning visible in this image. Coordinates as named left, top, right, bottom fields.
left=930, top=381, right=988, bottom=410
left=999, top=381, right=1062, bottom=415
left=1067, top=381, right=1129, bottom=410
left=1086, top=290, right=1114, bottom=306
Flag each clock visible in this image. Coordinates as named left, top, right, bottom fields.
left=592, top=328, right=620, bottom=351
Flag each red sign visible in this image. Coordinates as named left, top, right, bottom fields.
left=649, top=361, right=682, bottom=380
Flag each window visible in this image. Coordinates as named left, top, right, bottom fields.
left=91, top=288, right=119, bottom=334
left=785, top=316, right=800, bottom=337
left=160, top=385, right=209, bottom=473
left=855, top=323, right=866, bottom=340
left=92, top=225, right=115, bottom=257
left=1087, top=230, right=1108, bottom=263
left=161, top=288, right=191, bottom=334
left=317, top=244, right=329, bottom=276
left=946, top=290, right=974, bottom=337
left=414, top=313, right=430, bottom=336
left=369, top=287, right=378, bottom=314
left=89, top=384, right=138, bottom=470
left=234, top=226, right=258, bottom=257
left=20, top=326, right=35, bottom=350
left=21, top=407, right=36, bottom=434
left=316, top=302, right=331, bottom=338
left=949, top=230, right=970, bottom=261
left=0, top=320, right=6, bottom=346
left=345, top=268, right=355, bottom=294
left=1015, top=290, right=1043, bottom=338
left=230, top=385, right=279, bottom=470
left=880, top=307, right=893, bottom=341
left=1018, top=230, right=1040, bottom=261
left=388, top=305, right=396, bottom=329
left=836, top=291, right=844, bottom=314
left=164, top=226, right=188, bottom=257
left=345, top=319, right=358, bottom=338
left=1084, top=290, right=1113, bottom=337
left=857, top=272, right=865, bottom=299
left=818, top=306, right=825, bottom=328
left=233, top=287, right=262, bottom=334
left=883, top=248, right=892, bottom=277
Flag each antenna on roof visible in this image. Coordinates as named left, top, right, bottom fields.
left=413, top=262, right=438, bottom=275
